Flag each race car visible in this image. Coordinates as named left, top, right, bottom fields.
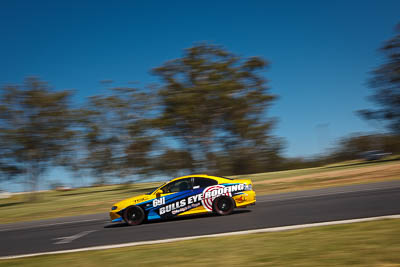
left=110, top=174, right=256, bottom=225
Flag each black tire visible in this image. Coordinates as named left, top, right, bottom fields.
left=123, top=205, right=145, bottom=226
left=213, top=196, right=235, bottom=215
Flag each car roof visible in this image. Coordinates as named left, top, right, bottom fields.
left=169, top=174, right=233, bottom=183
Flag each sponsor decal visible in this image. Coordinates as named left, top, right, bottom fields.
left=159, top=199, right=187, bottom=215
left=133, top=197, right=147, bottom=204
left=156, top=183, right=245, bottom=216
left=171, top=202, right=201, bottom=215
left=202, top=185, right=232, bottom=211
left=153, top=197, right=165, bottom=207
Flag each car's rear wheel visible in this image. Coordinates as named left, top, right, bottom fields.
left=213, top=196, right=235, bottom=215
left=123, top=205, right=145, bottom=226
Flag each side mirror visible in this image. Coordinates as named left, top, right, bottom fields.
left=155, top=189, right=163, bottom=198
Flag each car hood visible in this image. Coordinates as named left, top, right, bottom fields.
left=113, top=194, right=154, bottom=212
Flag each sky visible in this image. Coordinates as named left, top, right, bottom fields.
left=0, top=1, right=399, bottom=190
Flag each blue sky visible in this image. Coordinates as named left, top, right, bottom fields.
left=0, top=1, right=399, bottom=190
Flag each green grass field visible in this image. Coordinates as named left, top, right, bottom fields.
left=234, top=156, right=400, bottom=182
left=240, top=157, right=400, bottom=195
left=1, top=218, right=399, bottom=266
left=0, top=157, right=399, bottom=224
left=0, top=182, right=160, bottom=224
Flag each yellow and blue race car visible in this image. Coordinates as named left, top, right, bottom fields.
left=110, top=174, right=256, bottom=225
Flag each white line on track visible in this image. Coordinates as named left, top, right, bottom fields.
left=0, top=219, right=106, bottom=232
left=53, top=230, right=97, bottom=244
left=1, top=214, right=399, bottom=260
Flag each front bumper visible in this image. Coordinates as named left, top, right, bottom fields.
left=110, top=211, right=121, bottom=222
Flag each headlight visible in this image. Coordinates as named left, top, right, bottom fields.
left=111, top=206, right=118, bottom=210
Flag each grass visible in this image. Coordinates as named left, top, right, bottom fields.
left=0, top=182, right=160, bottom=224
left=235, top=157, right=400, bottom=195
left=0, top=157, right=399, bottom=224
left=1, top=218, right=399, bottom=266
left=234, top=155, right=400, bottom=182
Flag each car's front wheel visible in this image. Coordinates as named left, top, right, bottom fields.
left=213, top=196, right=235, bottom=215
left=123, top=205, right=145, bottom=226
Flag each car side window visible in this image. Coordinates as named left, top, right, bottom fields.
left=161, top=178, right=192, bottom=193
left=193, top=177, right=218, bottom=189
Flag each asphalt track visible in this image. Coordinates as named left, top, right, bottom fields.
left=1, top=180, right=400, bottom=258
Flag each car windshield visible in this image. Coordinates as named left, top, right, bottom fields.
left=146, top=183, right=166, bottom=195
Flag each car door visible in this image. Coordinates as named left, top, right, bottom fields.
left=151, top=178, right=193, bottom=219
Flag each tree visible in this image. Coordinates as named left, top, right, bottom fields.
left=359, top=23, right=400, bottom=133
left=329, top=133, right=400, bottom=161
left=154, top=149, right=194, bottom=177
left=212, top=137, right=286, bottom=175
left=0, top=77, right=76, bottom=194
left=152, top=44, right=278, bottom=174
left=80, top=85, right=156, bottom=184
